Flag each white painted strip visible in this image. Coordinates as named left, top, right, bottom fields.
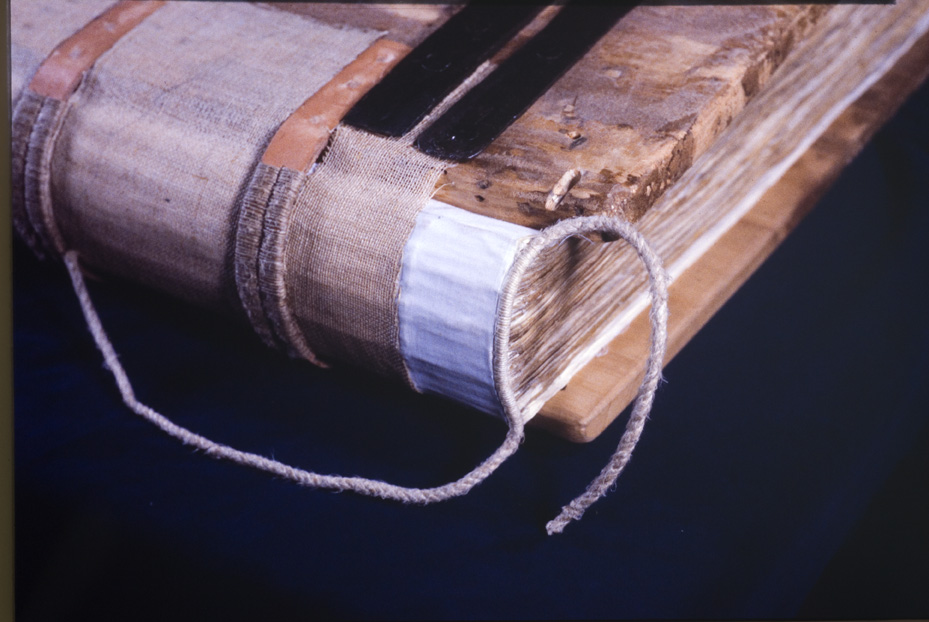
left=398, top=200, right=533, bottom=416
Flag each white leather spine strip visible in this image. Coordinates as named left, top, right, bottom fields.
left=398, top=200, right=533, bottom=417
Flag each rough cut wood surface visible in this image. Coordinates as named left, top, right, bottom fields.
left=434, top=4, right=828, bottom=228
left=269, top=3, right=826, bottom=229
left=268, top=3, right=828, bottom=231
left=534, top=3, right=929, bottom=442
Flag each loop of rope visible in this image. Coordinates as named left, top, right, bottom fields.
left=64, top=250, right=525, bottom=505
left=61, top=210, right=669, bottom=535
left=542, top=215, right=669, bottom=534
left=491, top=214, right=669, bottom=535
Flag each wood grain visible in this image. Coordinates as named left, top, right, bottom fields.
left=434, top=4, right=828, bottom=228
left=534, top=5, right=929, bottom=442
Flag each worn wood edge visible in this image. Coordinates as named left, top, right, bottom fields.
left=433, top=5, right=829, bottom=229
left=534, top=26, right=929, bottom=443
left=516, top=2, right=929, bottom=423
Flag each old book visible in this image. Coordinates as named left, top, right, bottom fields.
left=10, top=1, right=929, bottom=527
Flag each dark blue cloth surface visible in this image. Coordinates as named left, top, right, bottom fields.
left=13, top=79, right=929, bottom=620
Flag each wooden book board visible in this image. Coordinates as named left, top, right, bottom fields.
left=278, top=2, right=929, bottom=441
left=535, top=6, right=929, bottom=441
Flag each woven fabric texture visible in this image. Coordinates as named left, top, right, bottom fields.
left=11, top=91, right=49, bottom=256
left=254, top=166, right=325, bottom=366
left=9, top=0, right=114, bottom=104
left=47, top=2, right=378, bottom=311
left=284, top=126, right=447, bottom=380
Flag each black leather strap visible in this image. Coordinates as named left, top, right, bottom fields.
left=343, top=4, right=543, bottom=138
left=416, top=3, right=635, bottom=161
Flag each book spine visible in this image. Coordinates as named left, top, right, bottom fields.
left=9, top=0, right=534, bottom=416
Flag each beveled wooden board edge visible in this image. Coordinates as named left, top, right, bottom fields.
left=433, top=5, right=830, bottom=229
left=534, top=27, right=929, bottom=443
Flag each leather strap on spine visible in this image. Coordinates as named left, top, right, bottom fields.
left=236, top=39, right=409, bottom=365
left=262, top=39, right=410, bottom=172
left=13, top=1, right=165, bottom=258
left=30, top=1, right=166, bottom=101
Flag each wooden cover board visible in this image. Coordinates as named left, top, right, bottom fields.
left=535, top=8, right=929, bottom=442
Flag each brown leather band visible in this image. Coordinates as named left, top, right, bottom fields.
left=29, top=1, right=165, bottom=100
left=261, top=38, right=410, bottom=172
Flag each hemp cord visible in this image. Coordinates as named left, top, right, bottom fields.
left=61, top=210, right=668, bottom=534
left=64, top=250, right=525, bottom=504
left=523, top=215, right=670, bottom=535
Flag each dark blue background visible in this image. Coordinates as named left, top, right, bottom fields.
left=13, top=78, right=929, bottom=619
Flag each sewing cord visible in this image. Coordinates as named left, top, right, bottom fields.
left=527, top=215, right=670, bottom=535
left=62, top=212, right=668, bottom=534
left=63, top=249, right=525, bottom=504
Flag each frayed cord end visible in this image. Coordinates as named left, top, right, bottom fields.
left=545, top=501, right=586, bottom=535
left=546, top=517, right=569, bottom=536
